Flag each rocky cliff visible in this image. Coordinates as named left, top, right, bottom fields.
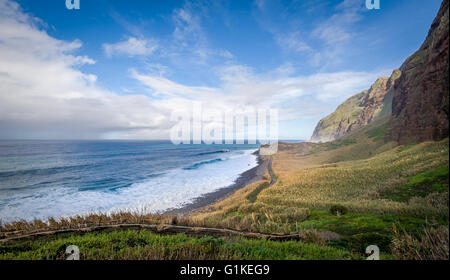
left=311, top=0, right=449, bottom=144
left=310, top=70, right=401, bottom=143
left=388, top=0, right=449, bottom=144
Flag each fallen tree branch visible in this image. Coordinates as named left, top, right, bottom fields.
left=0, top=223, right=308, bottom=243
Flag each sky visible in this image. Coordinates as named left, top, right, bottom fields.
left=0, top=0, right=443, bottom=140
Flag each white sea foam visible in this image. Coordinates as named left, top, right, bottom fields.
left=0, top=149, right=258, bottom=222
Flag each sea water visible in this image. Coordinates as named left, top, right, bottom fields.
left=0, top=140, right=259, bottom=222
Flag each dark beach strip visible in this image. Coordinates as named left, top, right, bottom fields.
left=166, top=150, right=268, bottom=215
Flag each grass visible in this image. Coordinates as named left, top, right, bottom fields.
left=299, top=211, right=429, bottom=236
left=399, top=143, right=417, bottom=152
left=380, top=164, right=449, bottom=202
left=366, top=124, right=388, bottom=142
left=0, top=230, right=359, bottom=260
left=246, top=182, right=270, bottom=203
left=259, top=139, right=449, bottom=218
left=0, top=211, right=170, bottom=235
left=187, top=137, right=449, bottom=259
left=392, top=225, right=449, bottom=260
left=325, top=139, right=357, bottom=151
left=1, top=131, right=448, bottom=260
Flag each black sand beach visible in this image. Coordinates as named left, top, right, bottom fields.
left=167, top=151, right=269, bottom=215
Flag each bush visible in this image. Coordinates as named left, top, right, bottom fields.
left=300, top=229, right=326, bottom=247
left=342, top=233, right=392, bottom=254
left=330, top=205, right=348, bottom=216
left=392, top=225, right=449, bottom=260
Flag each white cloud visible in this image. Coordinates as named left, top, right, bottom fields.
left=173, top=7, right=203, bottom=44
left=0, top=0, right=183, bottom=139
left=103, top=37, right=158, bottom=58
left=276, top=31, right=312, bottom=53
left=131, top=69, right=220, bottom=98
left=312, top=0, right=363, bottom=45
left=132, top=64, right=384, bottom=122
left=0, top=0, right=385, bottom=140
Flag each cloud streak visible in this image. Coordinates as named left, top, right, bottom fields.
left=103, top=37, right=158, bottom=58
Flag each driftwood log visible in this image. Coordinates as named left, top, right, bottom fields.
left=0, top=223, right=308, bottom=243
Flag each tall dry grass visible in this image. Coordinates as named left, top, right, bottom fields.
left=189, top=139, right=449, bottom=235
left=392, top=224, right=449, bottom=260
left=259, top=139, right=449, bottom=217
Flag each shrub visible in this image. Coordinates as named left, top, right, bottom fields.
left=300, top=229, right=326, bottom=247
left=342, top=233, right=392, bottom=254
left=392, top=225, right=449, bottom=260
left=330, top=205, right=348, bottom=216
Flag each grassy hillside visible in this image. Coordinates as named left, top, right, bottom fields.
left=1, top=129, right=448, bottom=259
left=188, top=132, right=448, bottom=259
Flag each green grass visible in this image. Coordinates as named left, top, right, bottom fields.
left=296, top=210, right=447, bottom=255
left=0, top=230, right=359, bottom=260
left=399, top=143, right=417, bottom=152
left=329, top=233, right=392, bottom=255
left=246, top=182, right=270, bottom=203
left=366, top=124, right=388, bottom=142
left=298, top=211, right=431, bottom=236
left=381, top=164, right=449, bottom=202
left=326, top=139, right=357, bottom=151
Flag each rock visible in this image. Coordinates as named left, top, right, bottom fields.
left=310, top=70, right=400, bottom=143
left=388, top=0, right=449, bottom=144
left=311, top=0, right=449, bottom=144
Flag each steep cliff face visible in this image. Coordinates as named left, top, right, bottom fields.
left=310, top=70, right=400, bottom=143
left=310, top=91, right=366, bottom=143
left=388, top=0, right=449, bottom=144
left=311, top=0, right=449, bottom=144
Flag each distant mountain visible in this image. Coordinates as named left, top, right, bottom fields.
left=310, top=70, right=400, bottom=142
left=311, top=0, right=449, bottom=144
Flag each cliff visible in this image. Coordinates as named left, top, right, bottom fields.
left=310, top=70, right=401, bottom=143
left=388, top=0, right=449, bottom=144
left=311, top=0, right=449, bottom=144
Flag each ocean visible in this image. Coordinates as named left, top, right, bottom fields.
left=0, top=140, right=259, bottom=223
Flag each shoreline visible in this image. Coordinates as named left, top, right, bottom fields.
left=166, top=150, right=268, bottom=215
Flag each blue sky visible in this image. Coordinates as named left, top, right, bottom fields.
left=0, top=0, right=443, bottom=140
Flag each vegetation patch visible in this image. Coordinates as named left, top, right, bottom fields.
left=329, top=205, right=348, bottom=216
left=392, top=225, right=449, bottom=260
left=298, top=211, right=433, bottom=237
left=366, top=124, right=388, bottom=142
left=330, top=232, right=392, bottom=254
left=399, top=143, right=417, bottom=152
left=381, top=164, right=449, bottom=202
left=0, top=230, right=359, bottom=260
left=325, top=139, right=357, bottom=151
left=246, top=182, right=270, bottom=203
